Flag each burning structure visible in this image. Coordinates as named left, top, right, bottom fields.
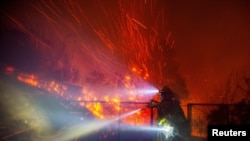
left=0, top=0, right=190, bottom=140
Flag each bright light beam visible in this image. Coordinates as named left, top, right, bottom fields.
left=121, top=124, right=175, bottom=140
left=121, top=125, right=172, bottom=132
left=136, top=87, right=158, bottom=95
left=38, top=109, right=141, bottom=141
left=119, top=84, right=158, bottom=96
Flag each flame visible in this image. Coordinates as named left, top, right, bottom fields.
left=86, top=102, right=104, bottom=119
left=17, top=74, right=38, bottom=87
left=2, top=0, right=187, bottom=127
left=15, top=71, right=67, bottom=97
left=112, top=98, right=120, bottom=103
left=11, top=68, right=153, bottom=125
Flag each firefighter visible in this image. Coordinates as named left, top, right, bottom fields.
left=150, top=86, right=190, bottom=141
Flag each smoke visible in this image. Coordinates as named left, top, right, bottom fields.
left=0, top=0, right=192, bottom=101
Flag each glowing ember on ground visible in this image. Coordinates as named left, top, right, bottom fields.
left=1, top=0, right=188, bottom=130
left=6, top=67, right=157, bottom=125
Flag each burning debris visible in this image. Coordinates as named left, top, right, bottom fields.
left=0, top=0, right=193, bottom=140
left=1, top=0, right=189, bottom=98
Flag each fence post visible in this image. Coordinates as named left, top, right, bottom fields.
left=187, top=103, right=192, bottom=136
left=187, top=103, right=192, bottom=123
left=150, top=107, right=154, bottom=126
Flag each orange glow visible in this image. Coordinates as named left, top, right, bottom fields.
left=48, top=78, right=154, bottom=126
left=16, top=73, right=67, bottom=97
left=104, top=96, right=109, bottom=102
left=112, top=98, right=120, bottom=103
left=13, top=69, right=156, bottom=127
left=2, top=1, right=250, bottom=139
left=125, top=75, right=131, bottom=80
left=86, top=102, right=104, bottom=119
left=77, top=97, right=82, bottom=101
left=131, top=67, right=137, bottom=72
left=3, top=0, right=181, bottom=127
left=115, top=105, right=120, bottom=111
left=17, top=74, right=38, bottom=87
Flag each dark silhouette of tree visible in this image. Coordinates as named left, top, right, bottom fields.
left=231, top=99, right=250, bottom=124
left=207, top=105, right=229, bottom=124
left=207, top=74, right=250, bottom=124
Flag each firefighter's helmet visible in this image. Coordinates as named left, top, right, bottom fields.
left=159, top=86, right=175, bottom=99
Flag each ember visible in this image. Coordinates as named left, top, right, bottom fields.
left=5, top=0, right=250, bottom=140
